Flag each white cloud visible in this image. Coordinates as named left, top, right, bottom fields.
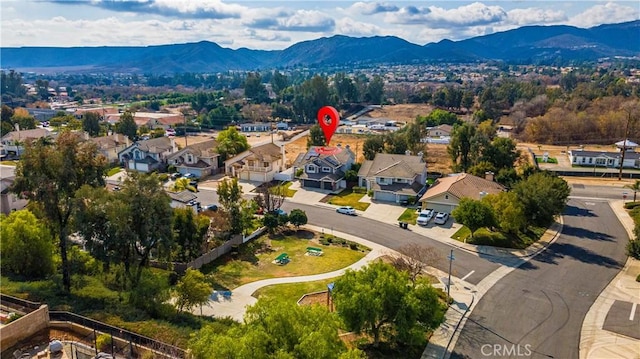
left=348, top=2, right=399, bottom=15
left=334, top=17, right=381, bottom=37
left=568, top=1, right=639, bottom=28
left=246, top=9, right=335, bottom=32
left=387, top=2, right=507, bottom=27
left=244, top=29, right=291, bottom=42
left=506, top=8, right=567, bottom=26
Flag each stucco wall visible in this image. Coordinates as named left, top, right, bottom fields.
left=0, top=305, right=49, bottom=350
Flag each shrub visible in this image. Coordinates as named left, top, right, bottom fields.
left=158, top=173, right=169, bottom=182
left=352, top=186, right=366, bottom=194
left=295, top=168, right=304, bottom=177
left=348, top=241, right=359, bottom=250
left=96, top=333, right=112, bottom=352
left=624, top=202, right=640, bottom=209
left=626, top=240, right=640, bottom=260
left=319, top=239, right=330, bottom=246
left=367, top=190, right=373, bottom=197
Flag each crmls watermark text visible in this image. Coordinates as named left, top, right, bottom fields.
left=481, top=344, right=533, bottom=357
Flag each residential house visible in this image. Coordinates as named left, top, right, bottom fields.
left=118, top=137, right=176, bottom=173
left=293, top=145, right=355, bottom=191
left=358, top=153, right=427, bottom=203
left=166, top=190, right=198, bottom=211
left=419, top=173, right=505, bottom=214
left=0, top=128, right=53, bottom=156
left=167, top=139, right=219, bottom=179
left=427, top=124, right=453, bottom=137
left=224, top=143, right=285, bottom=183
left=568, top=140, right=640, bottom=169
left=0, top=165, right=28, bottom=214
left=240, top=122, right=272, bottom=132
left=90, top=134, right=131, bottom=164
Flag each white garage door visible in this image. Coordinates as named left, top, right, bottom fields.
left=375, top=191, right=397, bottom=203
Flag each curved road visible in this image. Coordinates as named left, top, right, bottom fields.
left=451, top=198, right=629, bottom=359
left=280, top=202, right=502, bottom=286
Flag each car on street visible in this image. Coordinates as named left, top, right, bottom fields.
left=336, top=206, right=356, bottom=215
left=417, top=209, right=434, bottom=226
left=434, top=212, right=449, bottom=225
left=183, top=173, right=195, bottom=179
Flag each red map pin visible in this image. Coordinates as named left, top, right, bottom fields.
left=317, top=106, right=340, bottom=145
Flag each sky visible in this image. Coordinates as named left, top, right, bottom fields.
left=1, top=0, right=639, bottom=50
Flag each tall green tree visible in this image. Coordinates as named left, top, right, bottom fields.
left=217, top=126, right=249, bottom=160
left=270, top=71, right=289, bottom=103
left=448, top=122, right=476, bottom=172
left=189, top=298, right=360, bottom=359
left=74, top=173, right=173, bottom=287
left=288, top=209, right=308, bottom=229
left=174, top=268, right=212, bottom=313
left=82, top=111, right=101, bottom=137
left=451, top=198, right=497, bottom=238
left=513, top=172, right=570, bottom=227
left=307, top=124, right=326, bottom=148
left=483, top=192, right=527, bottom=234
left=116, top=110, right=138, bottom=140
left=217, top=178, right=252, bottom=235
left=0, top=210, right=54, bottom=278
left=11, top=131, right=107, bottom=291
left=365, top=75, right=385, bottom=104
left=363, top=135, right=385, bottom=160
left=332, top=262, right=445, bottom=347
left=172, top=207, right=210, bottom=262
left=244, top=72, right=269, bottom=103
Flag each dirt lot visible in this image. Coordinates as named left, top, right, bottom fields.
left=367, top=103, right=434, bottom=123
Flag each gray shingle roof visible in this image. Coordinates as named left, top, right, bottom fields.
left=358, top=153, right=425, bottom=179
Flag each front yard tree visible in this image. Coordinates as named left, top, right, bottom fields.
left=174, top=268, right=212, bottom=313
left=255, top=182, right=286, bottom=213
left=288, top=209, right=308, bottom=229
left=116, top=110, right=138, bottom=140
left=363, top=135, right=385, bottom=160
left=448, top=122, right=476, bottom=172
left=482, top=192, right=527, bottom=234
left=513, top=172, right=570, bottom=227
left=12, top=131, right=107, bottom=292
left=451, top=198, right=497, bottom=238
left=0, top=210, right=54, bottom=278
left=391, top=244, right=441, bottom=286
left=332, top=262, right=445, bottom=347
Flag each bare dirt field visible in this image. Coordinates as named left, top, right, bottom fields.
left=367, top=104, right=434, bottom=123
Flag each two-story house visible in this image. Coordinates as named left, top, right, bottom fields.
left=167, top=139, right=219, bottom=179
left=358, top=153, right=427, bottom=203
left=293, top=145, right=355, bottom=191
left=90, top=134, right=131, bottom=164
left=1, top=128, right=53, bottom=156
left=224, top=143, right=285, bottom=183
left=118, top=137, right=176, bottom=173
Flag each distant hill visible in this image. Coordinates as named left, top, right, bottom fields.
left=1, top=20, right=638, bottom=73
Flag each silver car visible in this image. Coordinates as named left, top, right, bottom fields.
left=336, top=206, right=356, bottom=215
left=434, top=212, right=449, bottom=225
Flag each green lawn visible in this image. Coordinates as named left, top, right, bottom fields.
left=327, top=190, right=370, bottom=211
left=252, top=278, right=335, bottom=303
left=452, top=225, right=546, bottom=249
left=273, top=181, right=296, bottom=197
left=536, top=157, right=558, bottom=164
left=398, top=208, right=419, bottom=225
left=106, top=167, right=122, bottom=176
left=202, top=231, right=369, bottom=290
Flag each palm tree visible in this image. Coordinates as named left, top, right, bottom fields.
left=625, top=180, right=640, bottom=202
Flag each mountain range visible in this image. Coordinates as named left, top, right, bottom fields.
left=2, top=20, right=638, bottom=74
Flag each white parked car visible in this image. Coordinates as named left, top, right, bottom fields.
left=434, top=212, right=449, bottom=225
left=336, top=206, right=356, bottom=215
left=417, top=209, right=434, bottom=226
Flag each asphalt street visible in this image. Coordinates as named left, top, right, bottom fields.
left=569, top=184, right=632, bottom=200
left=280, top=202, right=502, bottom=286
left=451, top=198, right=629, bottom=359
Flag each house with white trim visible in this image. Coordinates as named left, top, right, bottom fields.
left=118, top=137, right=176, bottom=173
left=358, top=153, right=427, bottom=203
left=167, top=139, right=219, bottom=179
left=419, top=173, right=505, bottom=214
left=293, top=145, right=355, bottom=191
left=224, top=143, right=285, bottom=183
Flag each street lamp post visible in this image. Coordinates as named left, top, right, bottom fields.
left=447, top=249, right=455, bottom=304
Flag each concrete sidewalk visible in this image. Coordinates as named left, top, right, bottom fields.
left=580, top=200, right=640, bottom=359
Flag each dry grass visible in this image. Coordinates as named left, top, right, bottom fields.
left=367, top=104, right=435, bottom=123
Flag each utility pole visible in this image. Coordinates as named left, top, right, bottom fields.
left=619, top=111, right=632, bottom=180
left=447, top=249, right=455, bottom=304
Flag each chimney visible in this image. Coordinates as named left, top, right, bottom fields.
left=485, top=171, right=494, bottom=182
